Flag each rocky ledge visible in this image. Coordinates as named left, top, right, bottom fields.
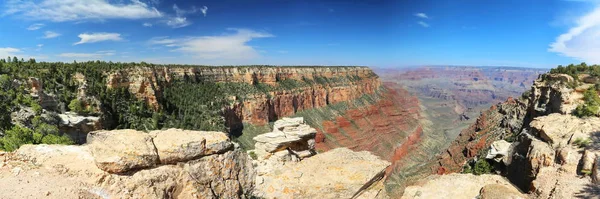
left=402, top=173, right=525, bottom=199
left=0, top=129, right=254, bottom=199
left=0, top=118, right=392, bottom=199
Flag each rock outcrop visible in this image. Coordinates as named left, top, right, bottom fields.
left=254, top=148, right=390, bottom=199
left=253, top=117, right=316, bottom=161
left=251, top=117, right=391, bottom=199
left=434, top=73, right=600, bottom=198
left=0, top=129, right=255, bottom=199
left=402, top=174, right=525, bottom=199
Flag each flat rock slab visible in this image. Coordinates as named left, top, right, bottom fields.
left=87, top=129, right=158, bottom=174
left=403, top=174, right=523, bottom=199
left=150, top=129, right=232, bottom=164
left=530, top=113, right=600, bottom=148
left=255, top=147, right=390, bottom=198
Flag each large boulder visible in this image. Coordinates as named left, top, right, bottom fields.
left=87, top=129, right=158, bottom=173
left=529, top=114, right=600, bottom=148
left=58, top=112, right=102, bottom=143
left=402, top=174, right=522, bottom=199
left=254, top=147, right=390, bottom=199
left=479, top=184, right=526, bottom=199
left=485, top=140, right=511, bottom=162
left=253, top=117, right=316, bottom=159
left=1, top=128, right=256, bottom=199
left=527, top=139, right=554, bottom=175
left=149, top=129, right=233, bottom=164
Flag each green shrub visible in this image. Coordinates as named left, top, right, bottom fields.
left=572, top=138, right=592, bottom=148
left=0, top=125, right=39, bottom=151
left=473, top=159, right=493, bottom=175
left=248, top=151, right=258, bottom=160
left=68, top=99, right=85, bottom=114
left=574, top=88, right=600, bottom=117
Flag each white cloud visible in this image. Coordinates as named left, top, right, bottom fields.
left=36, top=44, right=43, bottom=51
left=0, top=47, right=22, bottom=58
left=418, top=21, right=430, bottom=28
left=200, top=6, right=208, bottom=17
left=164, top=4, right=204, bottom=28
left=549, top=5, right=600, bottom=63
left=415, top=13, right=429, bottom=19
left=59, top=50, right=115, bottom=58
left=148, top=28, right=274, bottom=60
left=27, top=23, right=44, bottom=30
left=143, top=22, right=153, bottom=27
left=43, top=31, right=61, bottom=39
left=166, top=17, right=191, bottom=28
left=74, top=33, right=123, bottom=45
left=3, top=0, right=162, bottom=22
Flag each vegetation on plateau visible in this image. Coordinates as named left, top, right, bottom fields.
left=0, top=56, right=370, bottom=151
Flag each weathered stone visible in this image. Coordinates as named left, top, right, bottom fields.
left=149, top=129, right=233, bottom=164
left=485, top=140, right=511, bottom=162
left=557, top=147, right=572, bottom=165
left=479, top=184, right=526, bottom=199
left=403, top=174, right=521, bottom=199
left=87, top=130, right=158, bottom=173
left=253, top=117, right=316, bottom=158
left=3, top=129, right=255, bottom=199
left=593, top=154, right=600, bottom=184
left=581, top=150, right=597, bottom=173
left=529, top=113, right=600, bottom=148
left=58, top=112, right=102, bottom=143
left=527, top=139, right=554, bottom=175
left=254, top=148, right=390, bottom=199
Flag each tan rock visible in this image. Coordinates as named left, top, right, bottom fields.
left=2, top=129, right=255, bottom=199
left=593, top=155, right=600, bottom=184
left=253, top=117, right=316, bottom=159
left=581, top=150, right=597, bottom=173
left=87, top=129, right=158, bottom=173
left=255, top=148, right=390, bottom=199
left=479, top=184, right=526, bottom=199
left=529, top=113, right=600, bottom=148
left=402, top=174, right=520, bottom=199
left=527, top=139, right=554, bottom=175
left=149, top=129, right=232, bottom=164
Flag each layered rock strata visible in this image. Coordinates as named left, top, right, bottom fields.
left=105, top=66, right=381, bottom=128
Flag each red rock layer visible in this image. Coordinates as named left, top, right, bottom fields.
left=314, top=83, right=423, bottom=162
left=104, top=66, right=381, bottom=129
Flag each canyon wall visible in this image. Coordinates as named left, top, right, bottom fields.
left=105, top=66, right=381, bottom=130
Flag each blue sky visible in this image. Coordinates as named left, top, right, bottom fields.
left=0, top=0, right=599, bottom=68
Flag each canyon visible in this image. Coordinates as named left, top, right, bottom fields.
left=4, top=62, right=594, bottom=198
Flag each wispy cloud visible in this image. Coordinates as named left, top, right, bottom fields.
left=165, top=4, right=205, bottom=28
left=36, top=44, right=43, bottom=51
left=74, top=33, right=123, bottom=45
left=43, top=31, right=61, bottom=39
left=415, top=13, right=429, bottom=19
left=148, top=28, right=274, bottom=60
left=3, top=0, right=162, bottom=22
left=549, top=5, right=600, bottom=63
left=27, top=23, right=44, bottom=30
left=418, top=21, right=430, bottom=28
left=59, top=50, right=116, bottom=58
left=200, top=6, right=208, bottom=17
left=143, top=22, right=153, bottom=27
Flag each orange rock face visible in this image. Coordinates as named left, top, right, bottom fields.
left=105, top=66, right=381, bottom=130
left=314, top=83, right=423, bottom=163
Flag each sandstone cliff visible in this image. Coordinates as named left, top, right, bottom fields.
left=433, top=73, right=600, bottom=198
left=105, top=66, right=380, bottom=129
